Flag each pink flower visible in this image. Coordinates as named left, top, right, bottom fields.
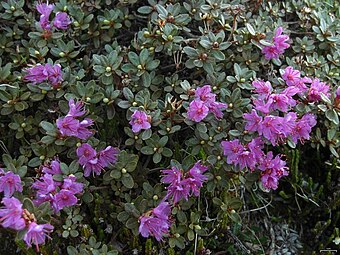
left=53, top=12, right=71, bottom=30
left=129, top=110, right=151, bottom=133
left=62, top=175, right=83, bottom=194
left=83, top=158, right=103, bottom=177
left=24, top=65, right=48, bottom=84
left=24, top=64, right=63, bottom=87
left=247, top=137, right=264, bottom=162
left=221, top=139, right=244, bottom=165
left=23, top=222, right=54, bottom=251
left=139, top=202, right=171, bottom=241
left=76, top=118, right=94, bottom=139
left=260, top=153, right=289, bottom=190
left=152, top=201, right=171, bottom=220
left=54, top=189, right=78, bottom=212
left=186, top=161, right=208, bottom=196
left=32, top=174, right=57, bottom=195
left=66, top=98, right=86, bottom=118
left=76, top=143, right=97, bottom=165
left=273, top=27, right=290, bottom=52
left=336, top=86, right=340, bottom=99
left=161, top=166, right=182, bottom=185
left=187, top=100, right=209, bottom=122
left=280, top=112, right=297, bottom=138
left=262, top=45, right=281, bottom=60
left=44, top=64, right=63, bottom=88
left=282, top=66, right=300, bottom=86
left=258, top=115, right=282, bottom=145
left=243, top=109, right=262, bottom=132
left=268, top=93, right=290, bottom=112
left=252, top=80, right=272, bottom=99
left=195, top=85, right=216, bottom=104
left=98, top=146, right=119, bottom=167
left=42, top=159, right=62, bottom=175
left=0, top=197, right=25, bottom=231
left=308, top=78, right=330, bottom=102
left=0, top=171, right=23, bottom=197
left=291, top=114, right=316, bottom=143
left=207, top=101, right=227, bottom=119
left=36, top=2, right=54, bottom=30
left=56, top=116, right=80, bottom=137
left=261, top=170, right=279, bottom=190
left=167, top=181, right=191, bottom=203
left=262, top=27, right=290, bottom=60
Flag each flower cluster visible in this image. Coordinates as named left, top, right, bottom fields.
left=221, top=66, right=322, bottom=190
left=129, top=110, right=151, bottom=133
left=32, top=159, right=83, bottom=213
left=0, top=197, right=54, bottom=251
left=36, top=2, right=71, bottom=31
left=262, top=27, right=290, bottom=60
left=161, top=161, right=208, bottom=203
left=187, top=85, right=227, bottom=122
left=139, top=161, right=208, bottom=240
left=0, top=169, right=23, bottom=197
left=221, top=138, right=289, bottom=190
left=76, top=143, right=119, bottom=177
left=24, top=63, right=63, bottom=88
left=247, top=70, right=318, bottom=145
left=282, top=66, right=331, bottom=103
left=56, top=98, right=94, bottom=140
left=139, top=201, right=171, bottom=241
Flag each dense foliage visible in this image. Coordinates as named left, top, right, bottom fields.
left=0, top=0, right=339, bottom=254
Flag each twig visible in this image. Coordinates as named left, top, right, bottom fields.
left=226, top=229, right=251, bottom=254
left=239, top=196, right=272, bottom=214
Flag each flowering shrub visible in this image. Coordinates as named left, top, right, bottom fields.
left=0, top=0, right=339, bottom=254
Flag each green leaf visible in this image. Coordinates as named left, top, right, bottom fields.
left=141, top=129, right=152, bottom=140
left=162, top=147, right=173, bottom=157
left=123, top=87, right=134, bottom=101
left=23, top=198, right=35, bottom=212
left=82, top=192, right=94, bottom=203
left=139, top=49, right=149, bottom=65
left=141, top=146, right=154, bottom=155
left=246, top=23, right=256, bottom=35
left=138, top=6, right=153, bottom=14
left=128, top=51, right=140, bottom=66
left=125, top=218, right=139, bottom=230
left=117, top=211, right=130, bottom=222
left=28, top=157, right=41, bottom=167
left=70, top=230, right=79, bottom=237
left=122, top=173, right=134, bottom=189
left=124, top=203, right=140, bottom=217
left=40, top=121, right=56, bottom=132
left=153, top=153, right=162, bottom=164
left=325, top=109, right=339, bottom=125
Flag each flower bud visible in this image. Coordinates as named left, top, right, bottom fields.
left=59, top=52, right=65, bottom=57
left=105, top=66, right=112, bottom=72
left=21, top=123, right=26, bottom=128
left=39, top=155, right=45, bottom=160
left=103, top=98, right=109, bottom=103
left=194, top=225, right=201, bottom=230
left=121, top=168, right=127, bottom=174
